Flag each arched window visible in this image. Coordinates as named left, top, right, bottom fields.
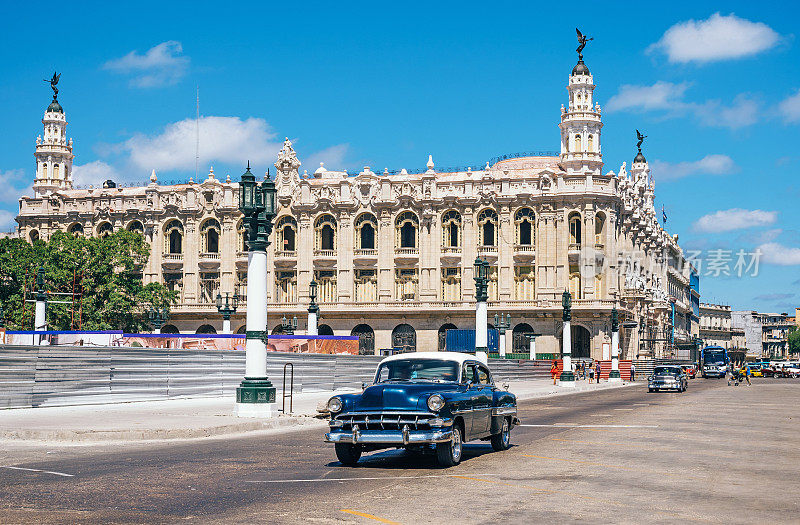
left=354, top=213, right=377, bottom=250
left=196, top=324, right=217, bottom=334
left=477, top=209, right=498, bottom=246
left=512, top=323, right=534, bottom=353
left=29, top=230, right=39, bottom=243
left=438, top=323, right=457, bottom=351
left=351, top=324, right=375, bottom=355
left=161, top=324, right=179, bottom=334
left=587, top=134, right=594, bottom=152
left=236, top=325, right=247, bottom=335
left=569, top=212, right=582, bottom=247
left=396, top=211, right=418, bottom=249
left=53, top=164, right=60, bottom=179
left=41, top=164, right=47, bottom=179
left=276, top=216, right=297, bottom=252
left=515, top=208, right=535, bottom=246
left=594, top=274, right=603, bottom=298
left=514, top=266, right=535, bottom=300
left=126, top=220, right=144, bottom=234
left=68, top=223, right=84, bottom=236
left=594, top=212, right=605, bottom=245
left=569, top=264, right=582, bottom=299
left=237, top=220, right=248, bottom=252
left=574, top=134, right=582, bottom=152
left=392, top=323, right=416, bottom=353
left=315, top=214, right=337, bottom=251
left=164, top=220, right=183, bottom=254
left=441, top=210, right=461, bottom=248
left=318, top=324, right=334, bottom=336
left=97, top=222, right=113, bottom=238
left=201, top=219, right=221, bottom=253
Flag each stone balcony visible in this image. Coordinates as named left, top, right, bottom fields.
left=394, top=247, right=419, bottom=261
left=198, top=252, right=221, bottom=269
left=353, top=248, right=378, bottom=260
left=161, top=252, right=183, bottom=269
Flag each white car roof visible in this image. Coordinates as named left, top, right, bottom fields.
left=379, top=352, right=484, bottom=366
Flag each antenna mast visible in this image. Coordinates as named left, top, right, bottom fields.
left=195, top=86, right=200, bottom=181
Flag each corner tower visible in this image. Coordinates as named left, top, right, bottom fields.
left=559, top=29, right=603, bottom=176
left=33, top=72, right=74, bottom=197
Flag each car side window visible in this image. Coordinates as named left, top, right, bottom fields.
left=463, top=364, right=477, bottom=384
left=476, top=365, right=492, bottom=385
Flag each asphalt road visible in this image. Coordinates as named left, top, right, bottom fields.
left=1, top=378, right=799, bottom=524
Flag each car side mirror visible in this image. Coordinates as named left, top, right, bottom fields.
left=361, top=381, right=371, bottom=390
left=502, top=382, right=510, bottom=391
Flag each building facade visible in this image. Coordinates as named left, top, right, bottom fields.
left=732, top=310, right=791, bottom=359
left=699, top=303, right=737, bottom=350
left=15, top=51, right=699, bottom=359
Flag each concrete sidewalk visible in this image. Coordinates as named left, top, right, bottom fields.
left=0, top=379, right=635, bottom=444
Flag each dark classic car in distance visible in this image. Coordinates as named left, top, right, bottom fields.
left=325, top=352, right=519, bottom=467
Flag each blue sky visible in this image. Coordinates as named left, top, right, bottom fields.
left=1, top=1, right=799, bottom=313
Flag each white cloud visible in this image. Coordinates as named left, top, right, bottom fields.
left=122, top=116, right=282, bottom=173
left=651, top=154, right=736, bottom=182
left=0, top=210, right=16, bottom=232
left=696, top=95, right=760, bottom=129
left=648, top=13, right=780, bottom=64
left=0, top=169, right=32, bottom=203
left=73, top=161, right=117, bottom=187
left=758, top=242, right=800, bottom=265
left=304, top=144, right=350, bottom=173
left=104, top=41, right=189, bottom=88
left=753, top=293, right=795, bottom=301
left=778, top=89, right=800, bottom=124
left=693, top=208, right=778, bottom=233
left=606, top=81, right=690, bottom=112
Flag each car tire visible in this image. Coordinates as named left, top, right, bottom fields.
left=334, top=443, right=362, bottom=467
left=436, top=423, right=463, bottom=467
left=648, top=388, right=655, bottom=393
left=491, top=417, right=512, bottom=452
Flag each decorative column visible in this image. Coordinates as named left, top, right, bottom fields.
left=559, top=289, right=575, bottom=387
left=34, top=267, right=47, bottom=346
left=494, top=313, right=510, bottom=358
left=236, top=163, right=277, bottom=418
left=216, top=292, right=239, bottom=335
left=474, top=257, right=489, bottom=354
left=307, top=279, right=319, bottom=335
left=609, top=306, right=621, bottom=381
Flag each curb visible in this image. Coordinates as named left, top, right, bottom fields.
left=514, top=380, right=637, bottom=402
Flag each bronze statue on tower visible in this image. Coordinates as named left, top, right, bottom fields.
left=576, top=28, right=593, bottom=61
left=44, top=71, right=60, bottom=99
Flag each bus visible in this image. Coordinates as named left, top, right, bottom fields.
left=700, top=346, right=728, bottom=378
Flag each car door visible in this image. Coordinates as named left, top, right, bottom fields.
left=471, top=364, right=493, bottom=436
left=458, top=363, right=478, bottom=439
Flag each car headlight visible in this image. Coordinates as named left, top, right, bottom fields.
left=427, top=394, right=445, bottom=412
left=327, top=396, right=342, bottom=413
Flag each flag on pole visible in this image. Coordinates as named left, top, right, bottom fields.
left=662, top=205, right=668, bottom=225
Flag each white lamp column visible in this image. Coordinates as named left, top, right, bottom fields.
left=559, top=290, right=576, bottom=387
left=34, top=268, right=47, bottom=346
left=307, top=280, right=319, bottom=336
left=474, top=258, right=489, bottom=355
left=609, top=306, right=622, bottom=382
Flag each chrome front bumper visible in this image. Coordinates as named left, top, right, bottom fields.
left=325, top=427, right=453, bottom=445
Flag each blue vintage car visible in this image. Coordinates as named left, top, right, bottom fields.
left=325, top=352, right=519, bottom=467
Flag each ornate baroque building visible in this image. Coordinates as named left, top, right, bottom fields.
left=16, top=52, right=699, bottom=359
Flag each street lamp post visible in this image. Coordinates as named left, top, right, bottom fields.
left=474, top=257, right=489, bottom=354
left=559, top=289, right=576, bottom=387
left=307, top=280, right=319, bottom=336
left=281, top=315, right=298, bottom=335
left=236, top=162, right=277, bottom=417
left=216, top=292, right=239, bottom=334
left=609, top=306, right=622, bottom=382
left=494, top=313, right=511, bottom=358
left=34, top=267, right=47, bottom=345
left=147, top=307, right=169, bottom=334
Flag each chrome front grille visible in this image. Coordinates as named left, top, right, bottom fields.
left=334, top=412, right=436, bottom=431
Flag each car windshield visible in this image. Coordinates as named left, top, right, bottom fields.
left=703, top=349, right=726, bottom=366
left=654, top=367, right=680, bottom=376
left=375, top=359, right=459, bottom=383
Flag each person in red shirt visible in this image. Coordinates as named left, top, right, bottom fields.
left=551, top=360, right=559, bottom=385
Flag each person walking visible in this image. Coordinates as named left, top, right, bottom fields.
left=588, top=361, right=594, bottom=383
left=630, top=363, right=636, bottom=382
left=551, top=360, right=559, bottom=385
left=745, top=364, right=752, bottom=386
left=596, top=361, right=602, bottom=384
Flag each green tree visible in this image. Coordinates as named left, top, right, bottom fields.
left=788, top=325, right=800, bottom=357
left=0, top=230, right=176, bottom=332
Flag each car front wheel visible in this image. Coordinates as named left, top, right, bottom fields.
left=436, top=424, right=463, bottom=467
left=335, top=443, right=362, bottom=466
left=491, top=417, right=512, bottom=452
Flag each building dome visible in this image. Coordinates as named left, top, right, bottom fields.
left=46, top=99, right=63, bottom=113
left=571, top=60, right=590, bottom=76
left=634, top=151, right=646, bottom=164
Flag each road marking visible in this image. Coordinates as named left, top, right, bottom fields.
left=245, top=474, right=502, bottom=483
left=340, top=509, right=399, bottom=524
left=591, top=413, right=613, bottom=416
left=551, top=438, right=657, bottom=449
left=519, top=424, right=658, bottom=428
left=0, top=466, right=73, bottom=477
left=613, top=408, right=634, bottom=411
